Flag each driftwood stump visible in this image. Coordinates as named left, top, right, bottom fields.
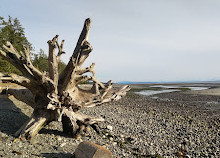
left=0, top=18, right=129, bottom=140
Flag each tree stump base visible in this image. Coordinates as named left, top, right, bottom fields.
left=0, top=18, right=130, bottom=140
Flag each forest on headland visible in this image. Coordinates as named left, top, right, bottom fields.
left=0, top=16, right=66, bottom=74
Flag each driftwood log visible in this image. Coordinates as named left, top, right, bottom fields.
left=0, top=18, right=130, bottom=140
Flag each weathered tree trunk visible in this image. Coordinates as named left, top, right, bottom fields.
left=0, top=18, right=130, bottom=140
left=14, top=109, right=56, bottom=139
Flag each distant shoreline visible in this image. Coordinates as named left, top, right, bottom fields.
left=117, top=81, right=220, bottom=84
left=126, top=82, right=220, bottom=96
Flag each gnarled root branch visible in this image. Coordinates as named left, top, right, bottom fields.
left=0, top=18, right=129, bottom=140
left=14, top=109, right=57, bottom=140
left=61, top=108, right=104, bottom=138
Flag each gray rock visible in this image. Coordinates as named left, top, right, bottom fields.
left=107, top=125, right=113, bottom=131
left=74, top=141, right=113, bottom=158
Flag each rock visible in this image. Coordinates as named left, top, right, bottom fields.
left=60, top=143, right=66, bottom=147
left=56, top=146, right=63, bottom=152
left=76, top=134, right=82, bottom=140
left=120, top=134, right=124, bottom=138
left=109, top=137, right=113, bottom=141
left=185, top=154, right=191, bottom=158
left=107, top=125, right=113, bottom=131
left=74, top=141, right=113, bottom=158
left=57, top=136, right=62, bottom=141
left=86, top=127, right=91, bottom=133
left=12, top=150, right=22, bottom=155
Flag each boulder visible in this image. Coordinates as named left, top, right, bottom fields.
left=74, top=141, right=113, bottom=158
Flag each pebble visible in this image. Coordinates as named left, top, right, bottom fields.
left=120, top=134, right=124, bottom=138
left=57, top=136, right=62, bottom=141
left=86, top=127, right=91, bottom=133
left=109, top=137, right=113, bottom=141
left=107, top=125, right=113, bottom=131
left=60, top=143, right=66, bottom=147
left=112, top=142, right=117, bottom=146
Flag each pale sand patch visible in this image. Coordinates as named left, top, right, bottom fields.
left=188, top=87, right=220, bottom=96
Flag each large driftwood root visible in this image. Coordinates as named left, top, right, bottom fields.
left=14, top=109, right=57, bottom=140
left=61, top=107, right=105, bottom=138
left=0, top=18, right=130, bottom=140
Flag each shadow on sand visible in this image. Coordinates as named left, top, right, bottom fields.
left=41, top=152, right=74, bottom=158
left=39, top=128, right=68, bottom=137
left=0, top=94, right=72, bottom=138
left=0, top=95, right=29, bottom=136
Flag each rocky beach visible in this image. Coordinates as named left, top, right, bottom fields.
left=0, top=83, right=219, bottom=157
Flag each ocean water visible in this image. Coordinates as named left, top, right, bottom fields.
left=186, top=87, right=209, bottom=91
left=135, top=89, right=180, bottom=96
left=150, top=85, right=209, bottom=91
left=136, top=86, right=209, bottom=96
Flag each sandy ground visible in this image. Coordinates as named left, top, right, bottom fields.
left=188, top=87, right=220, bottom=96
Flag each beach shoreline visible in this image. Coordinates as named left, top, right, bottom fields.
left=0, top=83, right=219, bottom=157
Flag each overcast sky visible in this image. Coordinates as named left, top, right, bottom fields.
left=1, top=0, right=220, bottom=82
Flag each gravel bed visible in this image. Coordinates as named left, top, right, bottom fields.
left=0, top=91, right=219, bottom=157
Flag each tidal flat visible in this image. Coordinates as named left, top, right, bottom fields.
left=0, top=83, right=219, bottom=157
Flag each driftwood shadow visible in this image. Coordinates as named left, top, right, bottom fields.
left=0, top=94, right=73, bottom=138
left=0, top=95, right=29, bottom=136
left=41, top=152, right=74, bottom=158
left=39, top=128, right=69, bottom=137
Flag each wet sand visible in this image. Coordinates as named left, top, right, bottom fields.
left=188, top=87, right=220, bottom=96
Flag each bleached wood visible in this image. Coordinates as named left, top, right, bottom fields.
left=56, top=39, right=65, bottom=62
left=0, top=18, right=129, bottom=140
left=14, top=109, right=57, bottom=139
left=48, top=35, right=59, bottom=94
left=59, top=18, right=91, bottom=93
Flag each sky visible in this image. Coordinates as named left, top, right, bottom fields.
left=1, top=0, right=220, bottom=82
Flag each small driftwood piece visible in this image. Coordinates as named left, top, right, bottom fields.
left=0, top=18, right=130, bottom=140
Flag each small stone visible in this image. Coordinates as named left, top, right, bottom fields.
left=86, top=127, right=91, bottom=133
left=107, top=125, right=113, bottom=131
left=56, top=146, right=63, bottom=152
left=60, top=143, right=66, bottom=147
left=109, top=137, right=113, bottom=141
left=112, top=142, right=117, bottom=146
left=57, top=136, right=62, bottom=141
left=76, top=134, right=82, bottom=140
left=120, top=134, right=124, bottom=138
left=12, top=150, right=22, bottom=155
left=74, top=141, right=113, bottom=158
